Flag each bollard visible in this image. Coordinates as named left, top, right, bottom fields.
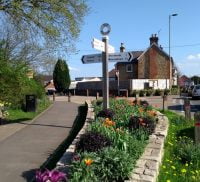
left=53, top=92, right=55, bottom=101
left=184, top=97, right=191, bottom=120
left=194, top=112, right=200, bottom=144
left=162, top=94, right=167, bottom=111
left=96, top=92, right=99, bottom=100
left=68, top=92, right=71, bottom=102
left=86, top=89, right=89, bottom=97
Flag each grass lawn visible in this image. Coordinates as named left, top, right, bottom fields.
left=6, top=98, right=51, bottom=123
left=157, top=110, right=200, bottom=182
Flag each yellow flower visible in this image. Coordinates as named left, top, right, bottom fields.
left=181, top=169, right=187, bottom=173
left=171, top=166, right=176, bottom=170
left=168, top=142, right=173, bottom=146
left=84, top=158, right=93, bottom=166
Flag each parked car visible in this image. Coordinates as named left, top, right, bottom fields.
left=192, top=84, right=200, bottom=99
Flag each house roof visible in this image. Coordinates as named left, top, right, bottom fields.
left=138, top=43, right=170, bottom=60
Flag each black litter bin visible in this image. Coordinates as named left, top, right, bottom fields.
left=26, top=95, right=37, bottom=112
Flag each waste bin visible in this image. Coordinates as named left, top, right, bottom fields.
left=26, top=95, right=37, bottom=112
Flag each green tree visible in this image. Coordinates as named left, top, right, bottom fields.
left=53, top=59, right=71, bottom=93
left=0, top=0, right=88, bottom=54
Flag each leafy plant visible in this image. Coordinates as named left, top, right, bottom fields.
left=173, top=137, right=200, bottom=167
left=154, top=89, right=162, bottom=96
left=76, top=131, right=112, bottom=153
left=95, top=147, right=133, bottom=182
left=96, top=108, right=115, bottom=119
left=128, top=115, right=156, bottom=134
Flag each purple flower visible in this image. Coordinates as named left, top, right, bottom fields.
left=35, top=169, right=67, bottom=182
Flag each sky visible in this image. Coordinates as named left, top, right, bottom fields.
left=67, top=0, right=200, bottom=80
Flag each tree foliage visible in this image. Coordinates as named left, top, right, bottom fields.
left=0, top=40, right=45, bottom=108
left=0, top=0, right=88, bottom=52
left=53, top=59, right=71, bottom=93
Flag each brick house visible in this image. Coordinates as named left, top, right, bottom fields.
left=115, top=34, right=176, bottom=87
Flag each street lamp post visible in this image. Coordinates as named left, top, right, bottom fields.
left=169, top=13, right=178, bottom=89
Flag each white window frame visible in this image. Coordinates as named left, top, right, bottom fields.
left=126, top=64, right=133, bottom=72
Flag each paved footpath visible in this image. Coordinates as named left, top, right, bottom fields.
left=0, top=101, right=80, bottom=182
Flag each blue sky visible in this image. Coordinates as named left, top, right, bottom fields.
left=67, top=0, right=200, bottom=80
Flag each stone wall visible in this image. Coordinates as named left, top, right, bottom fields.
left=125, top=112, right=169, bottom=182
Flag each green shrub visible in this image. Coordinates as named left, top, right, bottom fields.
left=154, top=89, right=162, bottom=96
left=95, top=147, right=133, bottom=181
left=139, top=90, right=145, bottom=97
left=164, top=89, right=170, bottom=95
left=146, top=89, right=153, bottom=96
left=129, top=90, right=138, bottom=97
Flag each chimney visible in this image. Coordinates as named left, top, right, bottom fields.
left=120, top=43, right=125, bottom=52
left=150, top=34, right=158, bottom=45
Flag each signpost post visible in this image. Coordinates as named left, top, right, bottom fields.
left=81, top=23, right=136, bottom=109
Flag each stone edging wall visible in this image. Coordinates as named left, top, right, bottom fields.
left=56, top=101, right=169, bottom=182
left=56, top=100, right=94, bottom=171
left=125, top=112, right=169, bottom=182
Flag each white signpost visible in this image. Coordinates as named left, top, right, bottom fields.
left=81, top=52, right=135, bottom=64
left=81, top=23, right=128, bottom=109
left=92, top=38, right=115, bottom=53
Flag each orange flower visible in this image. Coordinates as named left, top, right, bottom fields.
left=84, top=158, right=93, bottom=166
left=138, top=107, right=144, bottom=113
left=103, top=118, right=116, bottom=127
left=147, top=110, right=157, bottom=117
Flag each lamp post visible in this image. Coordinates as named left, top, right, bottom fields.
left=169, top=13, right=178, bottom=89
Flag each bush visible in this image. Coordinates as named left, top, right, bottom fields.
left=139, top=90, right=145, bottom=97
left=154, top=89, right=162, bottom=96
left=95, top=147, right=133, bottom=181
left=96, top=108, right=115, bottom=119
left=76, top=131, right=112, bottom=153
left=146, top=89, right=153, bottom=96
left=129, top=90, right=138, bottom=97
left=164, top=89, right=170, bottom=95
left=128, top=116, right=156, bottom=134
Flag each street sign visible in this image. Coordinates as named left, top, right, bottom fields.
left=81, top=54, right=102, bottom=64
left=82, top=52, right=135, bottom=64
left=108, top=52, right=134, bottom=62
left=92, top=38, right=115, bottom=53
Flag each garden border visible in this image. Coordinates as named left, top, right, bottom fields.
left=55, top=100, right=169, bottom=182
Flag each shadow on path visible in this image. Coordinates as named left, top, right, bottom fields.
left=19, top=122, right=72, bottom=129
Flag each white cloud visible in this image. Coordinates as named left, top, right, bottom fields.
left=69, top=66, right=79, bottom=71
left=197, top=54, right=200, bottom=59
left=187, top=55, right=196, bottom=60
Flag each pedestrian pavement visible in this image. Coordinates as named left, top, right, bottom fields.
left=0, top=100, right=81, bottom=182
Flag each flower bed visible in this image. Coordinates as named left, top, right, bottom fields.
left=53, top=99, right=160, bottom=181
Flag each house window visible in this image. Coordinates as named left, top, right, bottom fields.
left=126, top=64, right=133, bottom=72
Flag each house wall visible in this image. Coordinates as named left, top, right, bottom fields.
left=130, top=79, right=170, bottom=90
left=138, top=46, right=170, bottom=79
left=116, top=62, right=138, bottom=81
